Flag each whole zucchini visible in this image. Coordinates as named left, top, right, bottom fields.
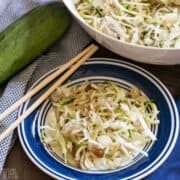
left=0, top=2, right=70, bottom=85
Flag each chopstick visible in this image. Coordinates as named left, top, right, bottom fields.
left=0, top=44, right=96, bottom=122
left=0, top=44, right=98, bottom=142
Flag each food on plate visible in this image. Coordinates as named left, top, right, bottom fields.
left=75, top=0, right=180, bottom=48
left=0, top=2, right=70, bottom=85
left=41, top=81, right=159, bottom=170
left=150, top=0, right=180, bottom=5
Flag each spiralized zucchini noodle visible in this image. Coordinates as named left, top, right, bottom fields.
left=41, top=81, right=159, bottom=170
left=75, top=0, right=180, bottom=48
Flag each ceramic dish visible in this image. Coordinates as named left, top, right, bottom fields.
left=62, top=0, right=180, bottom=65
left=18, top=58, right=179, bottom=180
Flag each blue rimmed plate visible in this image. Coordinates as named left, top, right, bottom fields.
left=18, top=58, right=179, bottom=180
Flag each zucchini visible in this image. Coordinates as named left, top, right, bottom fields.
left=0, top=2, right=70, bottom=85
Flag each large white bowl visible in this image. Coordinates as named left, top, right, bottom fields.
left=63, top=0, right=180, bottom=65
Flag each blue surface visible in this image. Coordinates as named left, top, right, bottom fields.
left=147, top=98, right=180, bottom=180
left=18, top=58, right=179, bottom=180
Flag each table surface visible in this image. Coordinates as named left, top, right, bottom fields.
left=1, top=45, right=180, bottom=180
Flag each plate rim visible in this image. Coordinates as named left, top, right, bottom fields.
left=18, top=57, right=179, bottom=180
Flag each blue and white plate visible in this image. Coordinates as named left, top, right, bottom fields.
left=18, top=58, right=179, bottom=180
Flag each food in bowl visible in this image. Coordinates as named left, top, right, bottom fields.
left=75, top=0, right=180, bottom=48
left=154, top=0, right=180, bottom=5
left=41, top=81, right=159, bottom=170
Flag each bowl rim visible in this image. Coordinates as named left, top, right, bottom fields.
left=63, top=0, right=180, bottom=51
left=18, top=58, right=179, bottom=180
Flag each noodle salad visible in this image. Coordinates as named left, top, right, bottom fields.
left=41, top=81, right=159, bottom=170
left=75, top=0, right=180, bottom=48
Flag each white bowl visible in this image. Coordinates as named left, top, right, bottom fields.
left=63, top=0, right=180, bottom=65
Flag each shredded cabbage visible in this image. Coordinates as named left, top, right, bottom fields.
left=75, top=0, right=180, bottom=48
left=41, top=81, right=159, bottom=170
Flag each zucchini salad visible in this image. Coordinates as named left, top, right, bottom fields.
left=75, top=0, right=180, bottom=48
left=41, top=81, right=159, bottom=170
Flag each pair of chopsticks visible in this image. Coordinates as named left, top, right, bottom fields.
left=0, top=44, right=98, bottom=142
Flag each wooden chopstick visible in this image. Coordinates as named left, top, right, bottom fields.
left=0, top=44, right=96, bottom=122
left=0, top=45, right=98, bottom=142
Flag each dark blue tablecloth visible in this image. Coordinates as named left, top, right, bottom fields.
left=147, top=98, right=180, bottom=180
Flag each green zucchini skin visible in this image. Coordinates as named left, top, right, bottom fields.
left=0, top=2, right=70, bottom=85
